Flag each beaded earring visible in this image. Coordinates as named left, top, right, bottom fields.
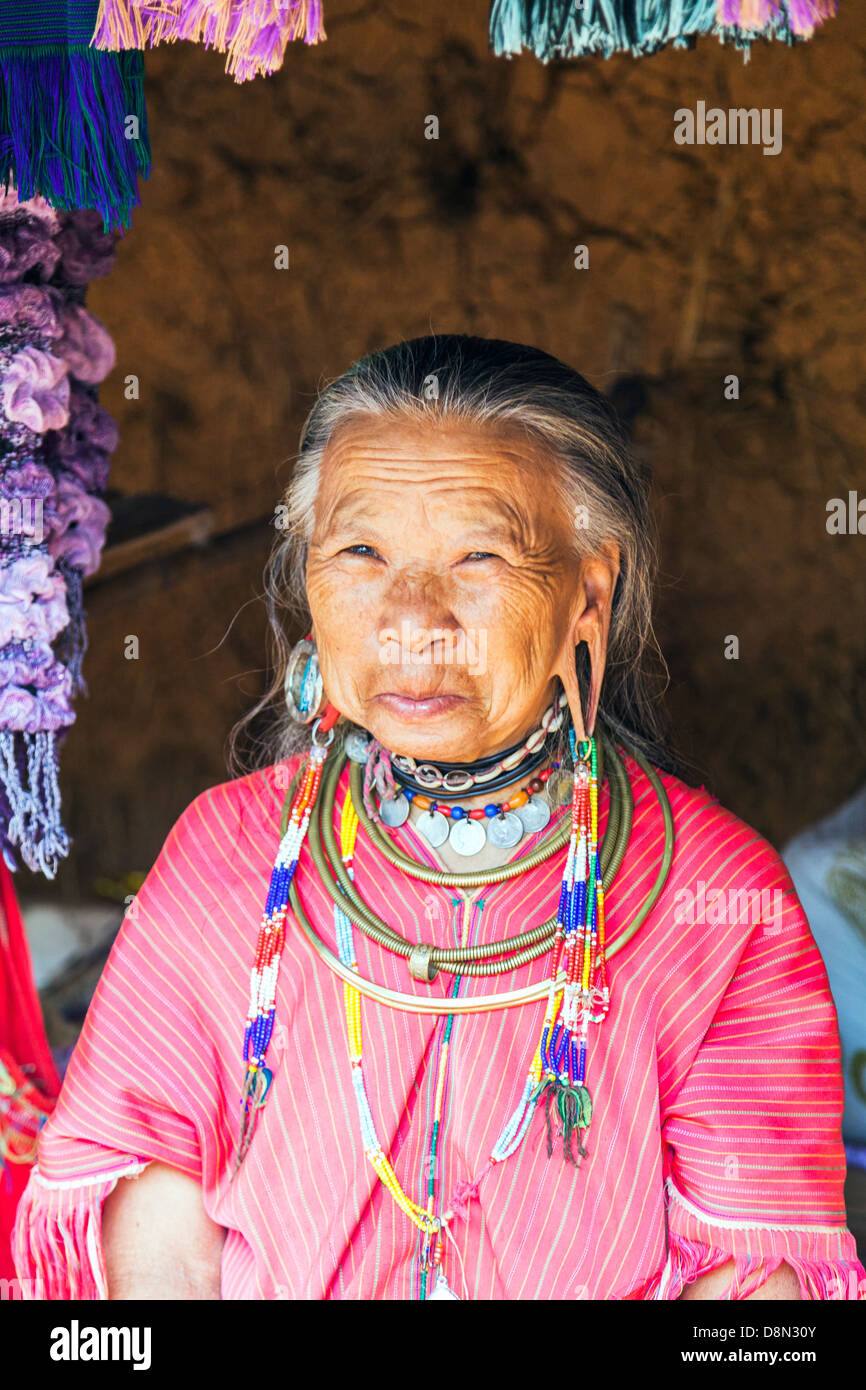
left=531, top=729, right=609, bottom=1165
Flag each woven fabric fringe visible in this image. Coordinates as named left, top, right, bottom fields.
left=629, top=1178, right=866, bottom=1299
left=718, top=0, right=837, bottom=33
left=489, top=0, right=838, bottom=60
left=0, top=732, right=68, bottom=877
left=641, top=1231, right=865, bottom=1299
left=0, top=26, right=150, bottom=233
left=92, top=0, right=327, bottom=82
left=12, top=1163, right=147, bottom=1299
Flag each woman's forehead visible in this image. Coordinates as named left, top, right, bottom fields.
left=316, top=416, right=564, bottom=520
left=324, top=413, right=553, bottom=467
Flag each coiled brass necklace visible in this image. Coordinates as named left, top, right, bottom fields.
left=284, top=724, right=674, bottom=984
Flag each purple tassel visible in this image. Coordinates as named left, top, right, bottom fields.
left=717, top=0, right=837, bottom=33
left=92, top=0, right=327, bottom=83
left=785, top=0, right=838, bottom=33
left=0, top=48, right=149, bottom=233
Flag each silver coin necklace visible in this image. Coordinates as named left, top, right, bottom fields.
left=377, top=768, right=558, bottom=859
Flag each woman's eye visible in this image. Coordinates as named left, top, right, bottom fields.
left=342, top=544, right=382, bottom=558
left=462, top=551, right=498, bottom=562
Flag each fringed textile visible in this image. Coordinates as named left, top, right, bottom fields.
left=635, top=1179, right=865, bottom=1299
left=489, top=0, right=838, bottom=61
left=0, top=189, right=117, bottom=877
left=717, top=0, right=837, bottom=34
left=0, top=1, right=150, bottom=232
left=92, top=1, right=327, bottom=82
left=12, top=1161, right=148, bottom=1299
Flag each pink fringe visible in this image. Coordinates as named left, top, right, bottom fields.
left=785, top=0, right=838, bottom=34
left=640, top=1232, right=865, bottom=1300
left=11, top=1165, right=146, bottom=1300
left=448, top=1167, right=490, bottom=1224
left=91, top=1, right=326, bottom=82
left=362, top=740, right=396, bottom=824
left=716, top=0, right=838, bottom=34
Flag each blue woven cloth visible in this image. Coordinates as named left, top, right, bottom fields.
left=0, top=0, right=150, bottom=229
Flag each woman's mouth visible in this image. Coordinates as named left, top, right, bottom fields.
left=373, top=692, right=469, bottom=719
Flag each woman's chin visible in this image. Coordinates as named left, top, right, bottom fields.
left=361, top=694, right=489, bottom=760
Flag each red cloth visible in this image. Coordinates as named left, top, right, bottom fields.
left=0, top=863, right=60, bottom=1283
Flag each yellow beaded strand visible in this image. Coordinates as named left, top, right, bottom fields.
left=339, top=790, right=438, bottom=1238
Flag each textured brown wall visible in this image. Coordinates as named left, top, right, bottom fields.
left=28, top=2, right=866, bottom=898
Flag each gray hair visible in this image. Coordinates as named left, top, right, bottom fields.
left=228, top=334, right=677, bottom=776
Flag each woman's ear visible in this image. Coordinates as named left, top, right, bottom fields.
left=555, top=544, right=620, bottom=740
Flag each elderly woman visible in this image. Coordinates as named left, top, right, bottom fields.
left=14, top=335, right=865, bottom=1301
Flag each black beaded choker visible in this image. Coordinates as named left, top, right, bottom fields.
left=383, top=690, right=570, bottom=801
left=394, top=743, right=552, bottom=801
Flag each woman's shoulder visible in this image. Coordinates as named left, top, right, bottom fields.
left=114, top=757, right=305, bottom=965
left=614, top=755, right=825, bottom=1033
left=167, top=755, right=305, bottom=846
left=136, top=756, right=306, bottom=907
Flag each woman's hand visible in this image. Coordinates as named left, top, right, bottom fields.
left=102, top=1161, right=226, bottom=1299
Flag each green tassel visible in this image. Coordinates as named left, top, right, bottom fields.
left=532, top=1075, right=593, bottom=1165
left=231, top=1064, right=273, bottom=1177
left=557, top=1082, right=592, bottom=1165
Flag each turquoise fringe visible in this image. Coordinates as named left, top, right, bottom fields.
left=0, top=47, right=151, bottom=231
left=490, top=0, right=805, bottom=61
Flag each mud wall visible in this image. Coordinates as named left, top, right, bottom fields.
left=37, top=2, right=866, bottom=895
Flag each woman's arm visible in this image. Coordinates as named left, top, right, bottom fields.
left=680, top=1261, right=801, bottom=1301
left=102, top=1162, right=226, bottom=1299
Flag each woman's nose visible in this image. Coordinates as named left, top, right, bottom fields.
left=376, top=570, right=457, bottom=637
left=376, top=620, right=464, bottom=668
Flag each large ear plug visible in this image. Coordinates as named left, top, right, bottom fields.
left=559, top=642, right=602, bottom=746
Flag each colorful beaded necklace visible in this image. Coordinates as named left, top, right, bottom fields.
left=334, top=787, right=556, bottom=1299
left=376, top=762, right=557, bottom=857
left=289, top=732, right=673, bottom=1014
left=533, top=731, right=608, bottom=1163
left=235, top=710, right=337, bottom=1170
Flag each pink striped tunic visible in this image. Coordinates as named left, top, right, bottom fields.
left=13, top=751, right=866, bottom=1299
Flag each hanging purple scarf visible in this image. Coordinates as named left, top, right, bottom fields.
left=0, top=188, right=116, bottom=877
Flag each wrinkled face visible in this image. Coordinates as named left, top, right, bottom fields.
left=305, top=415, right=600, bottom=762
